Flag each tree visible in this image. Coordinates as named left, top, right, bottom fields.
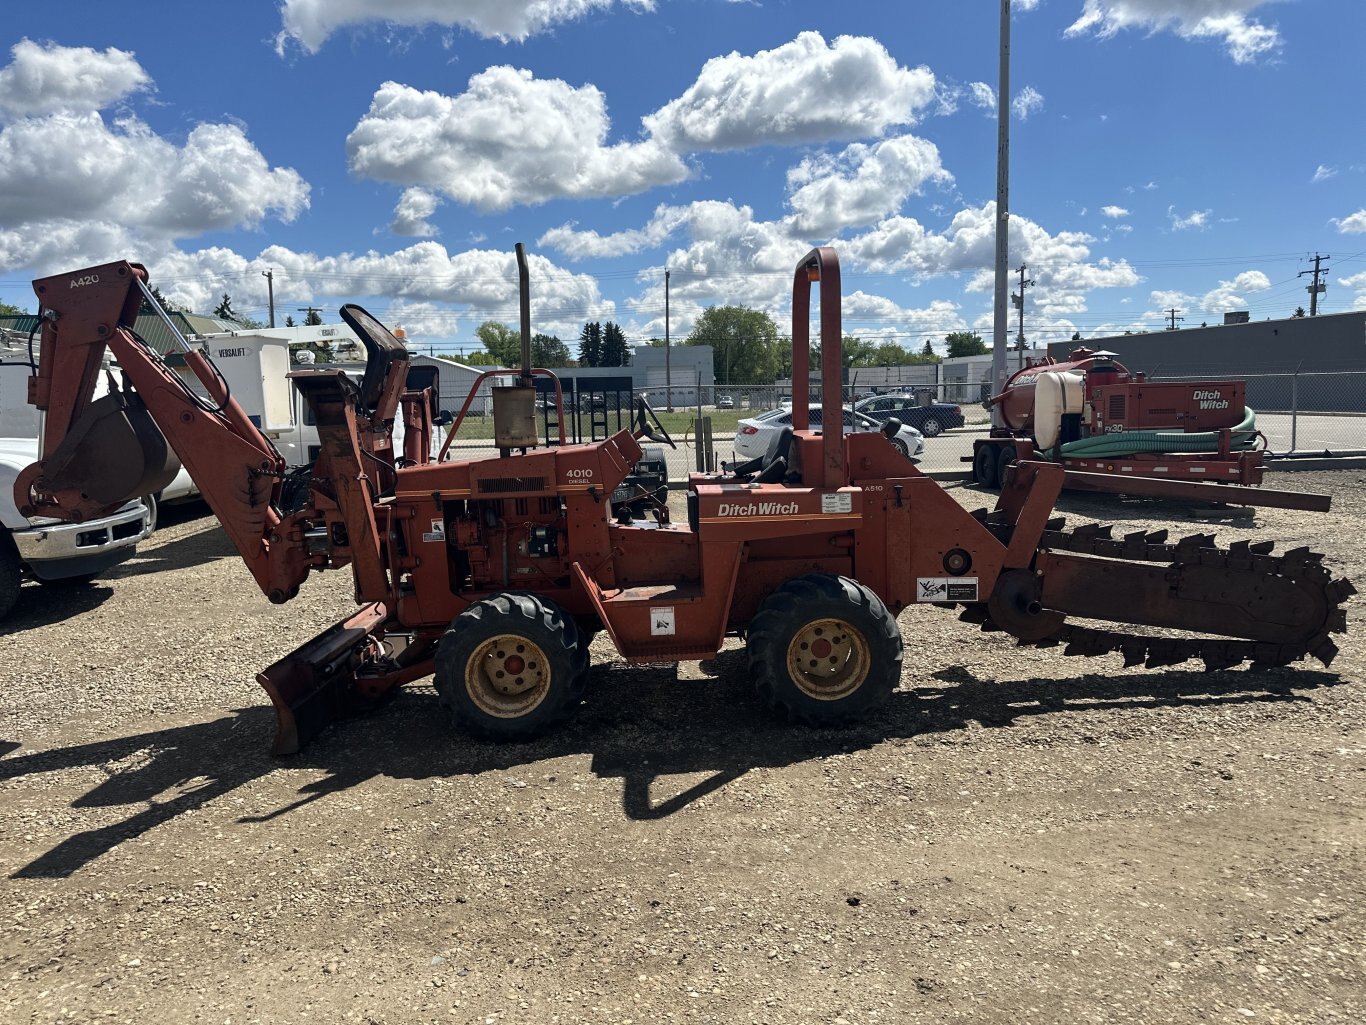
left=213, top=293, right=237, bottom=321
left=285, top=314, right=296, bottom=327
left=577, top=321, right=603, bottom=367
left=1071, top=331, right=1083, bottom=342
left=455, top=350, right=501, bottom=366
left=685, top=305, right=780, bottom=384
left=139, top=284, right=186, bottom=316
left=0, top=301, right=26, bottom=317
left=920, top=338, right=935, bottom=359
left=945, top=331, right=989, bottom=358
left=1293, top=306, right=1307, bottom=318
left=601, top=322, right=629, bottom=366
left=531, top=332, right=571, bottom=367
left=303, top=308, right=323, bottom=327
left=475, top=320, right=520, bottom=365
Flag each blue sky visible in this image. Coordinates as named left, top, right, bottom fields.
left=1, top=1, right=1364, bottom=362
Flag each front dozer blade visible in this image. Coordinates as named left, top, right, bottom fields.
left=42, top=389, right=180, bottom=505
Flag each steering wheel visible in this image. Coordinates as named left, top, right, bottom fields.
left=634, top=395, right=677, bottom=449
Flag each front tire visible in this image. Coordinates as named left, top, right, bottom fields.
left=0, top=537, right=20, bottom=621
left=140, top=492, right=160, bottom=535
left=435, top=593, right=589, bottom=740
left=747, top=574, right=903, bottom=726
left=920, top=417, right=943, bottom=437
left=890, top=437, right=910, bottom=459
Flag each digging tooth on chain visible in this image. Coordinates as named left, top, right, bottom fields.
left=1327, top=578, right=1356, bottom=603
left=1146, top=530, right=1169, bottom=545
left=1311, top=637, right=1340, bottom=666
left=1250, top=541, right=1275, bottom=555
left=1045, top=516, right=1067, bottom=531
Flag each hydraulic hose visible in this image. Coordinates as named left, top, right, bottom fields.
left=1057, top=406, right=1258, bottom=458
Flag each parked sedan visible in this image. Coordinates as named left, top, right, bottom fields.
left=854, top=394, right=965, bottom=437
left=733, top=407, right=924, bottom=463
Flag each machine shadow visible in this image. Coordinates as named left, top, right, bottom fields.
left=2, top=656, right=1342, bottom=878
left=0, top=581, right=114, bottom=634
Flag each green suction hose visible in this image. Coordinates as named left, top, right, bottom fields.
left=1056, top=407, right=1258, bottom=458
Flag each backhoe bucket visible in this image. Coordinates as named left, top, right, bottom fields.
left=42, top=389, right=180, bottom=505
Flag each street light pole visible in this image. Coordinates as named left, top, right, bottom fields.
left=664, top=268, right=672, bottom=411
left=991, top=0, right=1012, bottom=426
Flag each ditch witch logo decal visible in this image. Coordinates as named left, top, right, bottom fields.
left=716, top=502, right=801, bottom=516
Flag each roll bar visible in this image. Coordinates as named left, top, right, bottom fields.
left=789, top=246, right=845, bottom=489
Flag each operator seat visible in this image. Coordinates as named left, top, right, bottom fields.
left=340, top=304, right=411, bottom=416
left=752, top=427, right=794, bottom=484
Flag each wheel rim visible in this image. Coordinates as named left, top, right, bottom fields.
left=893, top=439, right=908, bottom=457
left=922, top=419, right=942, bottom=436
left=465, top=634, right=552, bottom=717
left=785, top=618, right=871, bottom=701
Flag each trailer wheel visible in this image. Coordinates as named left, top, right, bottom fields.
left=748, top=574, right=903, bottom=726
left=997, top=445, right=1017, bottom=487
left=0, top=536, right=21, bottom=621
left=973, top=444, right=1000, bottom=488
left=435, top=592, right=589, bottom=740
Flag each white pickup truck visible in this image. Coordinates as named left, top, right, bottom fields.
left=1, top=352, right=152, bottom=619
left=0, top=435, right=150, bottom=620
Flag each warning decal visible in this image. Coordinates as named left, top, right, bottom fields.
left=650, top=607, right=676, bottom=636
left=821, top=492, right=853, bottom=514
left=916, top=577, right=979, bottom=602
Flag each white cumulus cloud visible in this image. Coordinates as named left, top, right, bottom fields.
left=346, top=69, right=688, bottom=213
left=1334, top=210, right=1366, bottom=234
left=0, top=43, right=309, bottom=274
left=0, top=39, right=151, bottom=119
left=390, top=187, right=441, bottom=237
left=785, top=134, right=952, bottom=237
left=276, top=0, right=655, bottom=54
left=1011, top=85, right=1044, bottom=121
left=1168, top=205, right=1211, bottom=230
left=1101, top=205, right=1130, bottom=218
left=644, top=32, right=936, bottom=151
left=966, top=82, right=996, bottom=110
left=1064, top=1, right=1281, bottom=64
left=1199, top=269, right=1269, bottom=312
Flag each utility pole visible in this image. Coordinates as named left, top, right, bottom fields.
left=296, top=305, right=323, bottom=327
left=990, top=0, right=1012, bottom=425
left=1299, top=253, right=1330, bottom=316
left=1011, top=263, right=1034, bottom=368
left=664, top=268, right=672, bottom=412
left=1166, top=307, right=1183, bottom=331
left=261, top=268, right=275, bottom=328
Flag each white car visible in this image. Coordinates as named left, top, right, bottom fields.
left=733, top=407, right=924, bottom=462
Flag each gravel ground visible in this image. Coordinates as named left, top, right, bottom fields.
left=1, top=471, right=1363, bottom=1025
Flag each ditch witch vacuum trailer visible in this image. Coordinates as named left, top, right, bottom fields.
left=16, top=248, right=1355, bottom=755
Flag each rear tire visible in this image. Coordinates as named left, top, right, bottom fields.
left=435, top=593, right=589, bottom=740
left=748, top=574, right=903, bottom=726
left=0, top=537, right=20, bottom=621
left=921, top=417, right=943, bottom=437
left=973, top=444, right=1000, bottom=488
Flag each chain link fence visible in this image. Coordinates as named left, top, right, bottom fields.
left=440, top=368, right=1366, bottom=485
left=1144, top=367, right=1366, bottom=457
